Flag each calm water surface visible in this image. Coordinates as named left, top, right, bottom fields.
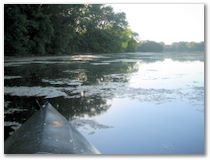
left=4, top=52, right=204, bottom=154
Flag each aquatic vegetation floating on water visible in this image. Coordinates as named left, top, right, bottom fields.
left=4, top=121, right=22, bottom=134
left=4, top=76, right=22, bottom=80
left=4, top=82, right=204, bottom=106
left=90, top=62, right=110, bottom=65
left=42, top=79, right=83, bottom=86
left=4, top=86, right=69, bottom=98
left=4, top=108, right=28, bottom=114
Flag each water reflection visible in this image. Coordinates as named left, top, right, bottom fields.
left=48, top=96, right=111, bottom=118
left=72, top=119, right=113, bottom=135
left=4, top=52, right=204, bottom=154
left=129, top=58, right=204, bottom=89
left=84, top=98, right=204, bottom=154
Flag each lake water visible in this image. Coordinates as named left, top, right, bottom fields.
left=4, top=52, right=204, bottom=154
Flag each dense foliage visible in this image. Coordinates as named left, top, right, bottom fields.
left=138, top=41, right=164, bottom=52
left=4, top=4, right=204, bottom=56
left=4, top=4, right=138, bottom=56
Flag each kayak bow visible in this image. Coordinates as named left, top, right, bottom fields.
left=5, top=102, right=100, bottom=154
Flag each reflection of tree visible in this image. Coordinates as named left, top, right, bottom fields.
left=4, top=94, right=111, bottom=121
left=4, top=95, right=41, bottom=140
left=78, top=61, right=138, bottom=85
left=48, top=95, right=111, bottom=119
left=4, top=94, right=111, bottom=140
left=5, top=54, right=140, bottom=87
left=4, top=54, right=146, bottom=141
left=72, top=119, right=112, bottom=129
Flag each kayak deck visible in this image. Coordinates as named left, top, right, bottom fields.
left=5, top=103, right=100, bottom=154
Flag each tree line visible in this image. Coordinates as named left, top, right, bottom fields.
left=5, top=4, right=139, bottom=56
left=138, top=41, right=164, bottom=52
left=164, top=41, right=204, bottom=52
left=138, top=41, right=204, bottom=52
left=4, top=4, right=204, bottom=56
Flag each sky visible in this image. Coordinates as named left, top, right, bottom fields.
left=111, top=4, right=204, bottom=44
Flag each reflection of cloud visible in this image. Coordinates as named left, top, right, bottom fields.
left=72, top=119, right=112, bottom=129
left=71, top=119, right=113, bottom=135
left=161, top=143, right=175, bottom=152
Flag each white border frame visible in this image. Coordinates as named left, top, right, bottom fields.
left=1, top=0, right=208, bottom=160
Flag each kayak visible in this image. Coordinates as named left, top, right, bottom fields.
left=4, top=102, right=100, bottom=154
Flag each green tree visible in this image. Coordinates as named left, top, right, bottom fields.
left=26, top=5, right=54, bottom=55
left=164, top=41, right=204, bottom=52
left=138, top=41, right=164, bottom=52
left=4, top=4, right=139, bottom=56
left=4, top=5, right=29, bottom=55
